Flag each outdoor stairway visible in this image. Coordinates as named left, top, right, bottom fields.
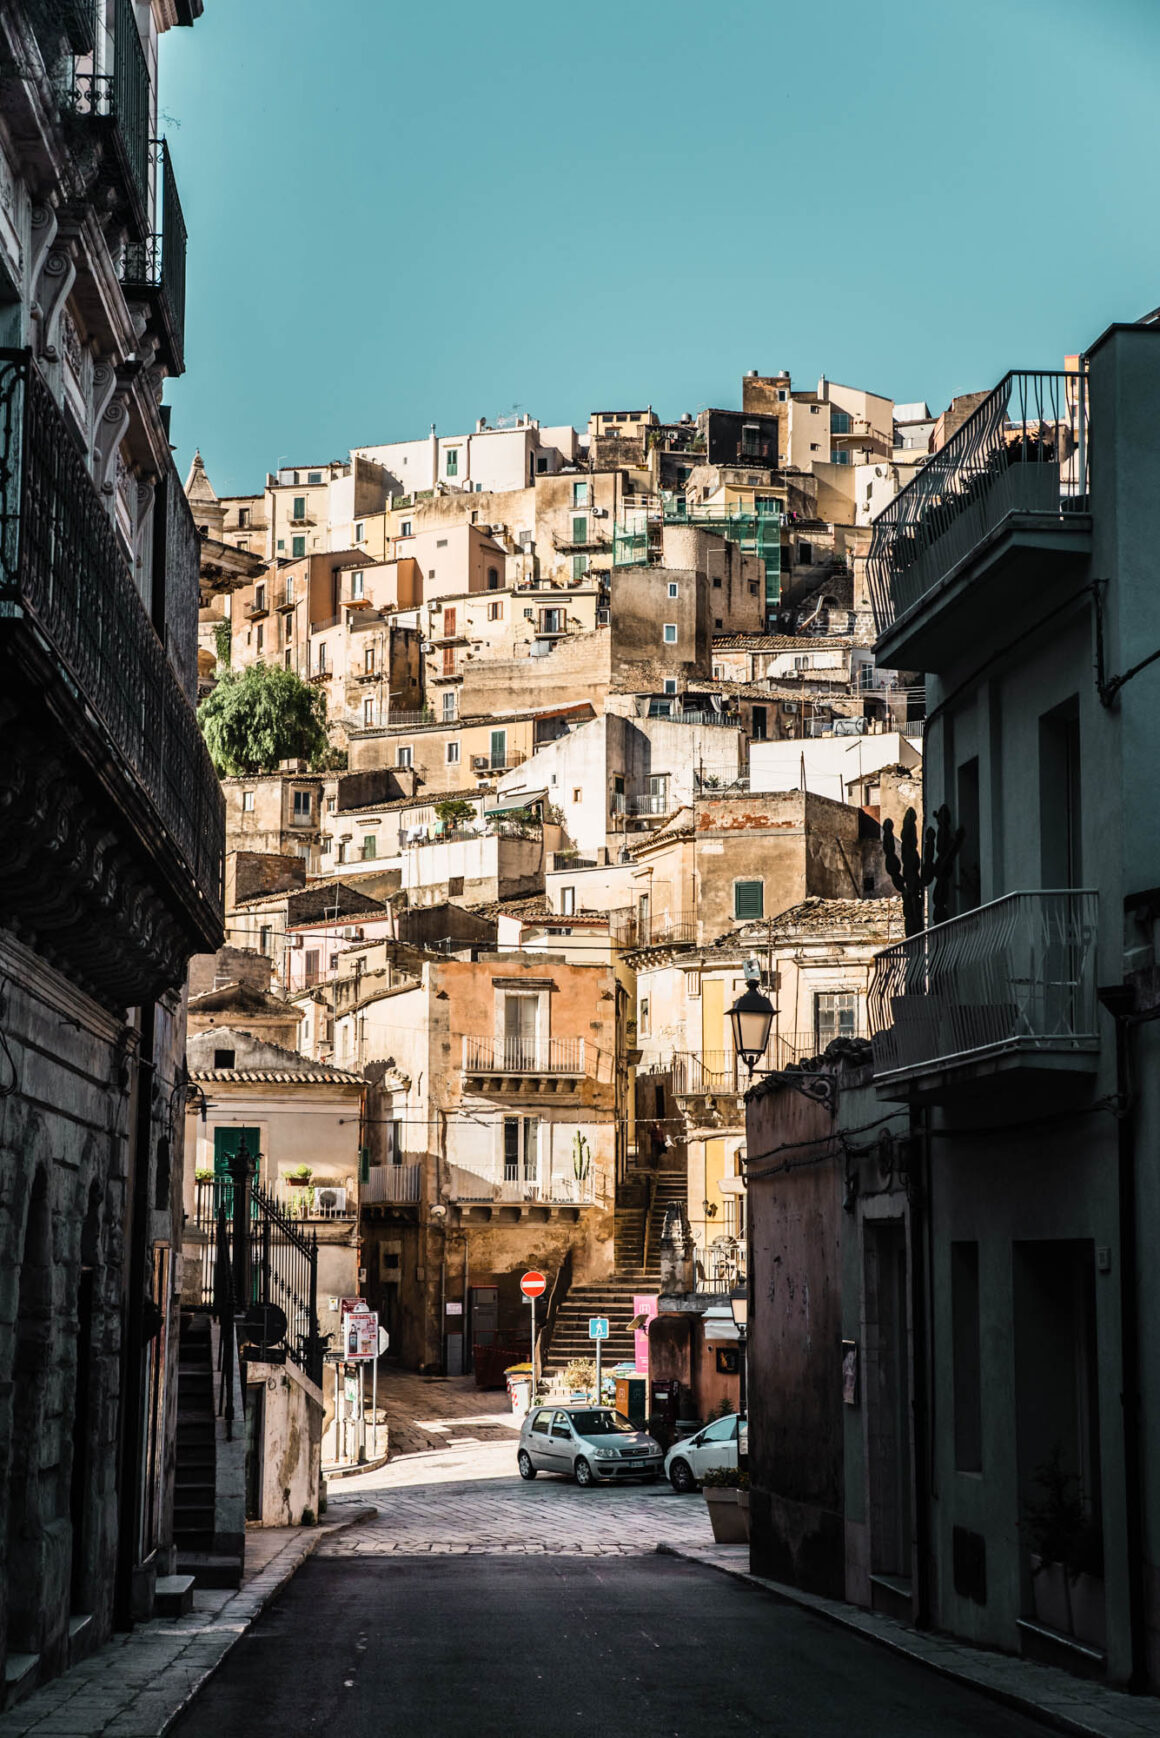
left=174, top=1312, right=242, bottom=1590
left=541, top=1167, right=687, bottom=1378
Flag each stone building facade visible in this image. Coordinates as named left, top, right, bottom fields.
left=0, top=0, right=215, bottom=1696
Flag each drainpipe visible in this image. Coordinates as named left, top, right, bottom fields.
left=908, top=1103, right=933, bottom=1632
left=1098, top=984, right=1152, bottom=1691
left=114, top=1004, right=154, bottom=1630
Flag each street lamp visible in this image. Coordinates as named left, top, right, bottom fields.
left=728, top=958, right=774, bottom=1076
left=731, top=1289, right=749, bottom=1471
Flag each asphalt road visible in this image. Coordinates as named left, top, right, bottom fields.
left=171, top=1552, right=1046, bottom=1737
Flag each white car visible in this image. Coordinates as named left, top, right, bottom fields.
left=664, top=1413, right=745, bottom=1492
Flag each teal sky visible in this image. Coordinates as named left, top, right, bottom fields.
left=162, top=0, right=1160, bottom=496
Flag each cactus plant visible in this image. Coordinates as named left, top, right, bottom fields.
left=881, top=804, right=965, bottom=937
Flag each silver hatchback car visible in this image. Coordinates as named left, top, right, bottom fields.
left=518, top=1405, right=664, bottom=1487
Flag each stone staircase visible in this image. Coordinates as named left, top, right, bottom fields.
left=174, top=1312, right=243, bottom=1590
left=541, top=1167, right=687, bottom=1378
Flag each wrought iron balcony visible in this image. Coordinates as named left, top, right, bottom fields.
left=463, top=1036, right=588, bottom=1077
left=68, top=0, right=151, bottom=240
left=867, top=372, right=1090, bottom=670
left=0, top=350, right=224, bottom=972
left=868, top=890, right=1100, bottom=1099
left=121, top=141, right=188, bottom=376
left=450, top=1154, right=596, bottom=1207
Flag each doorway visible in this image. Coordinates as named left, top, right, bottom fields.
left=864, top=1220, right=913, bottom=1598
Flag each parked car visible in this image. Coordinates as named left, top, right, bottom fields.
left=665, top=1413, right=744, bottom=1492
left=517, top=1405, right=664, bottom=1487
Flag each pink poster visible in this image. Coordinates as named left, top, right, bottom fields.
left=633, top=1294, right=658, bottom=1374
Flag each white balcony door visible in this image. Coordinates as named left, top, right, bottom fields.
left=503, top=993, right=538, bottom=1069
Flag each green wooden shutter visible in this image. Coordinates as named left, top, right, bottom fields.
left=734, top=880, right=764, bottom=920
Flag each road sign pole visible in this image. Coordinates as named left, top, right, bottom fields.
left=530, top=1293, right=536, bottom=1401
left=595, top=1333, right=601, bottom=1406
left=372, top=1352, right=378, bottom=1460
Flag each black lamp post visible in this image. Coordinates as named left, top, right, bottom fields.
left=731, top=1289, right=749, bottom=1470
left=728, top=959, right=774, bottom=1077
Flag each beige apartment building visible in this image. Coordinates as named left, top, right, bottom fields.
left=334, top=947, right=624, bottom=1371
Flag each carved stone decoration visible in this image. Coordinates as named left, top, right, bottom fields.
left=28, top=205, right=58, bottom=311
left=59, top=310, right=83, bottom=379
left=94, top=394, right=130, bottom=499
left=36, top=247, right=77, bottom=362
left=89, top=359, right=119, bottom=463
left=659, top=1202, right=696, bottom=1296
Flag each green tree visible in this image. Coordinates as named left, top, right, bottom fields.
left=197, top=663, right=330, bottom=776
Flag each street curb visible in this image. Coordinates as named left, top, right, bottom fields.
left=656, top=1544, right=1135, bottom=1738
left=323, top=1451, right=390, bottom=1479
left=154, top=1504, right=378, bottom=1738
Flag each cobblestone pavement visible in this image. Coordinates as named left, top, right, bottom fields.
left=323, top=1367, right=717, bottom=1556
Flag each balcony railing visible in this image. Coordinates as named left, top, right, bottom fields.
left=867, top=371, right=1089, bottom=640
left=121, top=141, right=187, bottom=375
left=463, top=1036, right=587, bottom=1075
left=697, top=1236, right=747, bottom=1294
left=271, top=1178, right=357, bottom=1220
left=868, top=890, right=1100, bottom=1085
left=671, top=1052, right=741, bottom=1095
left=0, top=351, right=224, bottom=938
left=451, top=1156, right=596, bottom=1207
left=362, top=1164, right=422, bottom=1205
left=68, top=0, right=151, bottom=238
left=627, top=792, right=671, bottom=816
left=607, top=911, right=698, bottom=950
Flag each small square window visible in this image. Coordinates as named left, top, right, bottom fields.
left=398, top=746, right=413, bottom=768
left=400, top=520, right=412, bottom=536
left=213, top=1047, right=236, bottom=1070
left=663, top=678, right=678, bottom=695
left=663, top=623, right=678, bottom=644
left=667, top=582, right=678, bottom=598
left=488, top=600, right=502, bottom=620
left=308, top=471, right=322, bottom=484
left=446, top=742, right=461, bottom=764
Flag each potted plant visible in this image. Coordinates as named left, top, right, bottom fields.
left=1024, top=1446, right=1106, bottom=1650
left=702, top=1466, right=750, bottom=1545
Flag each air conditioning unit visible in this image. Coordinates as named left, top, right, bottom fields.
left=312, top=1185, right=347, bottom=1213
left=782, top=702, right=799, bottom=715
left=471, top=754, right=490, bottom=770
left=592, top=507, right=609, bottom=519
left=291, top=935, right=303, bottom=949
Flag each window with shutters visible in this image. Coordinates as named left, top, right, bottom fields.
left=734, top=880, right=764, bottom=920
left=292, top=535, right=306, bottom=558
left=363, top=698, right=374, bottom=726
left=442, top=647, right=456, bottom=676
left=571, top=514, right=587, bottom=544
left=443, top=607, right=457, bottom=636
left=292, top=495, right=306, bottom=519
left=572, top=555, right=589, bottom=579
left=487, top=600, right=502, bottom=621
left=573, top=481, right=589, bottom=507
left=364, top=646, right=375, bottom=674
left=362, top=835, right=377, bottom=860
left=446, top=448, right=459, bottom=476
left=304, top=950, right=320, bottom=986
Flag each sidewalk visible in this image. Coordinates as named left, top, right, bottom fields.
left=0, top=1499, right=375, bottom=1738
left=660, top=1541, right=1160, bottom=1738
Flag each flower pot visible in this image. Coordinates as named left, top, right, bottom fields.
left=704, top=1488, right=750, bottom=1545
left=1030, top=1555, right=1107, bottom=1651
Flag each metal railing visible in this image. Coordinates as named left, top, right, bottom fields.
left=270, top=1178, right=357, bottom=1220
left=384, top=708, right=435, bottom=728
left=868, top=890, right=1100, bottom=1081
left=0, top=351, right=224, bottom=932
left=867, top=371, right=1089, bottom=637
left=68, top=0, right=150, bottom=236
left=627, top=792, right=671, bottom=816
left=362, top=1164, right=422, bottom=1204
left=194, top=1173, right=323, bottom=1386
left=462, top=1036, right=588, bottom=1074
left=696, top=1236, right=747, bottom=1294
left=670, top=1051, right=741, bottom=1094
left=121, top=141, right=187, bottom=374
left=451, top=1158, right=596, bottom=1206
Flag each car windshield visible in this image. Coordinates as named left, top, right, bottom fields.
left=568, top=1410, right=634, bottom=1435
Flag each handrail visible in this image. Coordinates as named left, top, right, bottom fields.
left=535, top=1248, right=573, bottom=1388
left=213, top=1205, right=238, bottom=1440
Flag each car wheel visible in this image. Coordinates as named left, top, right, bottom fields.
left=517, top=1450, right=537, bottom=1481
left=574, top=1456, right=594, bottom=1487
left=669, top=1457, right=696, bottom=1494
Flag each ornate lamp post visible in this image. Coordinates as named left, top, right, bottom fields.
left=728, top=958, right=774, bottom=1077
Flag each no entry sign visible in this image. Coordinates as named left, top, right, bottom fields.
left=520, top=1270, right=547, bottom=1299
